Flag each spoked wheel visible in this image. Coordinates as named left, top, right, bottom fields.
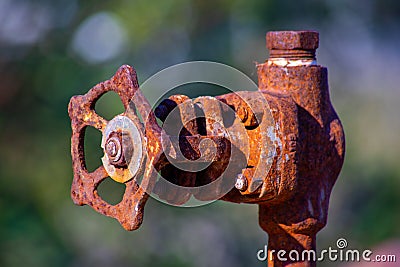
left=68, top=65, right=163, bottom=230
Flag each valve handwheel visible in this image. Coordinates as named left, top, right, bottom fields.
left=68, top=65, right=163, bottom=230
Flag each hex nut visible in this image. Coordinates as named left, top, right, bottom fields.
left=266, top=31, right=319, bottom=50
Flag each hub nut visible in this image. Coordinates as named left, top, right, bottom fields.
left=106, top=136, right=122, bottom=162
left=105, top=132, right=129, bottom=167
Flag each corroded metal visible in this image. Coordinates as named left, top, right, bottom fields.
left=68, top=65, right=165, bottom=230
left=68, top=31, right=344, bottom=267
left=256, top=31, right=345, bottom=267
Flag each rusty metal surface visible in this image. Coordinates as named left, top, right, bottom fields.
left=68, top=65, right=165, bottom=230
left=68, top=31, right=345, bottom=266
left=257, top=31, right=345, bottom=267
left=267, top=31, right=319, bottom=60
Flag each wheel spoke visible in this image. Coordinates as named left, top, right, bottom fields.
left=82, top=110, right=108, bottom=131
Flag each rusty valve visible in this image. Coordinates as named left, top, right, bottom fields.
left=68, top=31, right=345, bottom=267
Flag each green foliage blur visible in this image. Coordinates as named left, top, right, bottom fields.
left=0, top=0, right=399, bottom=266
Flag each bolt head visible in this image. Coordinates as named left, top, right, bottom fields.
left=106, top=139, right=117, bottom=157
left=266, top=31, right=319, bottom=50
left=105, top=135, right=122, bottom=163
left=235, top=174, right=247, bottom=191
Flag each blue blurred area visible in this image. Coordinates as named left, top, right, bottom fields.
left=0, top=1, right=399, bottom=266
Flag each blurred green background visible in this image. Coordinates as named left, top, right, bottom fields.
left=0, top=0, right=399, bottom=266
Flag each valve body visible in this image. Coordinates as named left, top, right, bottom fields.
left=68, top=31, right=345, bottom=267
